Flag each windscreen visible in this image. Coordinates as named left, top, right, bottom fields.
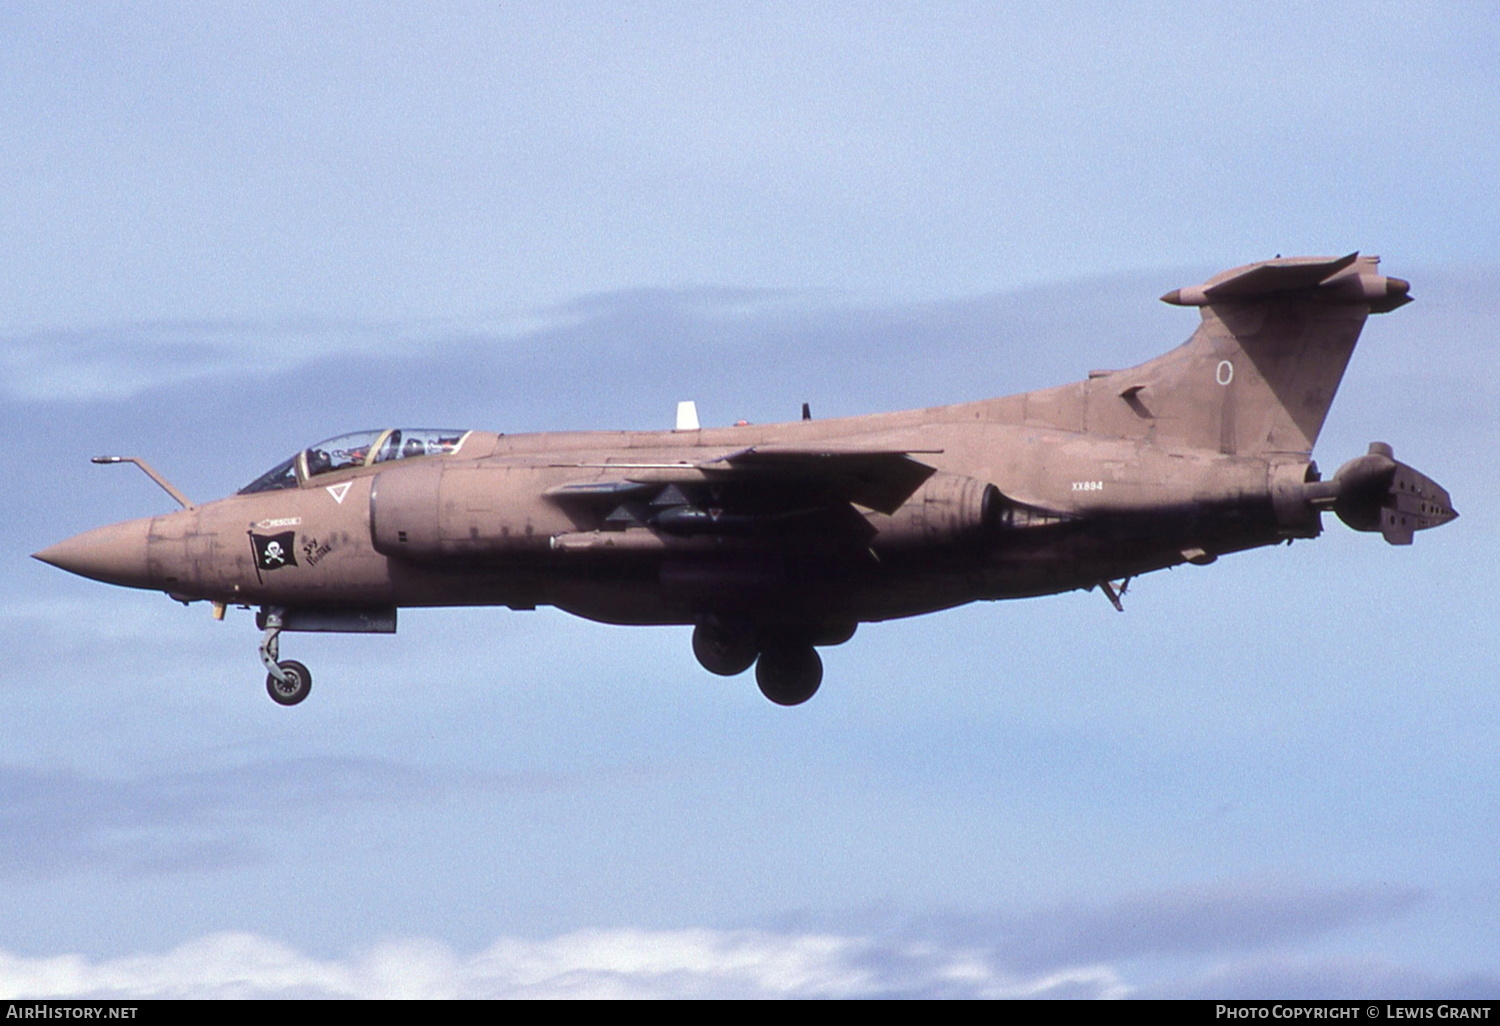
left=238, top=454, right=299, bottom=494
left=238, top=428, right=471, bottom=494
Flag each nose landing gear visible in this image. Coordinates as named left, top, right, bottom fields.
left=258, top=608, right=312, bottom=706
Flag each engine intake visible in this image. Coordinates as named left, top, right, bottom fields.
left=370, top=463, right=572, bottom=559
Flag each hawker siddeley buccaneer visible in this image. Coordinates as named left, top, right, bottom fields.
left=36, top=254, right=1457, bottom=707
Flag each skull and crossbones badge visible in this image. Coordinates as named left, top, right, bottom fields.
left=251, top=531, right=299, bottom=572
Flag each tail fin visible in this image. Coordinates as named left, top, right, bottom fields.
left=1091, top=254, right=1411, bottom=457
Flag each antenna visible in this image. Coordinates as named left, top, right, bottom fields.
left=91, top=456, right=194, bottom=509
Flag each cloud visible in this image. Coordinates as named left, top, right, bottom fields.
left=0, top=274, right=1153, bottom=410
left=0, top=756, right=666, bottom=881
left=0, top=759, right=434, bottom=878
left=0, top=878, right=1454, bottom=998
left=0, top=928, right=1127, bottom=999
left=0, top=289, right=849, bottom=405
left=789, top=879, right=1430, bottom=994
left=954, top=879, right=1429, bottom=973
left=1152, top=956, right=1500, bottom=1001
left=0, top=313, right=573, bottom=403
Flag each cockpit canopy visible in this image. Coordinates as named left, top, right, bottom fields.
left=239, top=429, right=471, bottom=494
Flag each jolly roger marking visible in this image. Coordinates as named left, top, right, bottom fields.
left=251, top=531, right=299, bottom=572
left=326, top=481, right=353, bottom=504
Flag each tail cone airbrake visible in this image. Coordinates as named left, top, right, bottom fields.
left=1303, top=443, right=1458, bottom=545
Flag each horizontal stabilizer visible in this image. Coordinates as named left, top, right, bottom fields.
left=1202, top=253, right=1358, bottom=299
left=1162, top=253, right=1412, bottom=313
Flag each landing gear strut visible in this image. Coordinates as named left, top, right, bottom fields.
left=258, top=608, right=312, bottom=706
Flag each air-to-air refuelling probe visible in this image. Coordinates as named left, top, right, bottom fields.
left=36, top=254, right=1456, bottom=707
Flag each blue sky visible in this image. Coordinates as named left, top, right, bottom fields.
left=1, top=2, right=1496, bottom=998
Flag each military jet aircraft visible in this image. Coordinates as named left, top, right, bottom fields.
left=35, top=253, right=1456, bottom=707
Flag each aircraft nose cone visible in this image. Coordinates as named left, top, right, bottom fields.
left=33, top=518, right=154, bottom=589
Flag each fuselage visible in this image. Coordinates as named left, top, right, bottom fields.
left=37, top=397, right=1289, bottom=629
left=35, top=255, right=1457, bottom=707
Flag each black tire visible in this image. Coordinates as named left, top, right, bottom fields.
left=692, top=622, right=758, bottom=676
left=755, top=644, right=822, bottom=706
left=807, top=621, right=857, bottom=647
left=266, top=659, right=312, bottom=706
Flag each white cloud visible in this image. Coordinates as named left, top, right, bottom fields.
left=0, top=928, right=1129, bottom=999
left=0, top=883, right=1479, bottom=999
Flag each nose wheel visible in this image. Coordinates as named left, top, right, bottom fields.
left=266, top=659, right=312, bottom=706
left=258, top=608, right=312, bottom=706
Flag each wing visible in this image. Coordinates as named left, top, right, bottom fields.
left=699, top=445, right=939, bottom=515
left=545, top=446, right=941, bottom=542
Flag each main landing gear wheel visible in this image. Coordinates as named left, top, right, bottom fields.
left=755, top=643, right=822, bottom=706
left=692, top=621, right=759, bottom=676
left=266, top=659, right=312, bottom=706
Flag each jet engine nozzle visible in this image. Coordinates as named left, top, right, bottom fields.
left=1309, top=442, right=1457, bottom=545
